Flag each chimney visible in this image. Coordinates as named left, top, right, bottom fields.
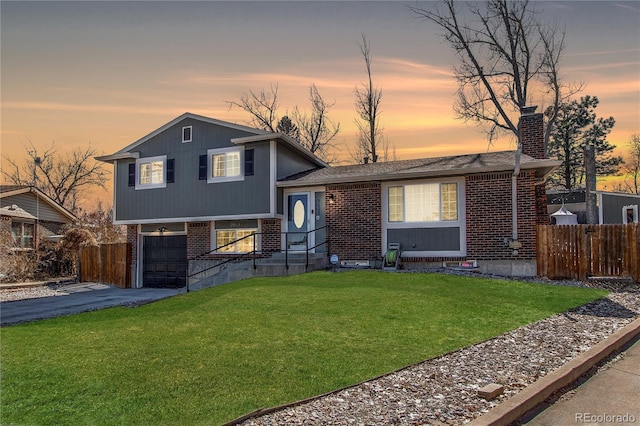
left=519, top=106, right=546, bottom=159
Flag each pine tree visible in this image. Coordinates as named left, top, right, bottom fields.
left=546, top=95, right=622, bottom=190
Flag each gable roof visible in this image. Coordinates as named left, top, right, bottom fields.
left=232, top=132, right=328, bottom=168
left=96, top=112, right=269, bottom=163
left=0, top=185, right=77, bottom=221
left=0, top=204, right=38, bottom=220
left=278, top=151, right=561, bottom=187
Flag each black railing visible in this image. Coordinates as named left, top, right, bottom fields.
left=186, top=226, right=329, bottom=289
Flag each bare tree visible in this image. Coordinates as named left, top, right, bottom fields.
left=354, top=33, right=386, bottom=163
left=293, top=83, right=341, bottom=162
left=1, top=142, right=109, bottom=213
left=227, top=84, right=280, bottom=132
left=409, top=0, right=579, bottom=148
left=229, top=83, right=341, bottom=161
left=621, top=133, right=640, bottom=194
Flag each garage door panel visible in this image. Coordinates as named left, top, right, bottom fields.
left=143, top=235, right=187, bottom=288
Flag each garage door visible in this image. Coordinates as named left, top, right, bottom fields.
left=143, top=235, right=187, bottom=288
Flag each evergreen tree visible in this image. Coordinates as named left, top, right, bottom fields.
left=276, top=115, right=300, bottom=140
left=546, top=95, right=622, bottom=190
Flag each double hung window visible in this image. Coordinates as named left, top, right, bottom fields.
left=207, top=148, right=243, bottom=183
left=135, top=155, right=167, bottom=190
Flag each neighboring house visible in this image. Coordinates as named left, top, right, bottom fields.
left=0, top=185, right=76, bottom=249
left=98, top=110, right=559, bottom=288
left=547, top=189, right=640, bottom=224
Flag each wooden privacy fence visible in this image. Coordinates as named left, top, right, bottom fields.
left=537, top=224, right=640, bottom=282
left=79, top=243, right=132, bottom=288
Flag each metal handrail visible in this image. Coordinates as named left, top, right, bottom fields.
left=186, top=225, right=330, bottom=288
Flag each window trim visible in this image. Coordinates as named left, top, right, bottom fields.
left=182, top=126, right=192, bottom=143
left=207, top=147, right=244, bottom=183
left=211, top=220, right=259, bottom=254
left=135, top=155, right=167, bottom=190
left=381, top=178, right=466, bottom=258
left=387, top=181, right=460, bottom=224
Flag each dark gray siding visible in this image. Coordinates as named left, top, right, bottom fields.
left=601, top=194, right=640, bottom=224
left=114, top=120, right=272, bottom=221
left=0, top=193, right=72, bottom=224
left=277, top=145, right=318, bottom=179
left=387, top=227, right=460, bottom=251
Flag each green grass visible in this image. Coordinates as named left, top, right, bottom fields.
left=1, top=271, right=607, bottom=425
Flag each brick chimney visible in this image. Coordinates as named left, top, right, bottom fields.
left=519, top=106, right=550, bottom=225
left=519, top=106, right=546, bottom=159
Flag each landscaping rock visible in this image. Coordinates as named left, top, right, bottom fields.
left=239, top=280, right=640, bottom=426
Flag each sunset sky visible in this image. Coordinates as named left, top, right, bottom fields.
left=2, top=1, right=639, bottom=205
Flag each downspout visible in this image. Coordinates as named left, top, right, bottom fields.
left=511, top=144, right=522, bottom=255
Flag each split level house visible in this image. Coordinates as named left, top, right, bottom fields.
left=0, top=185, right=76, bottom=250
left=97, top=110, right=560, bottom=288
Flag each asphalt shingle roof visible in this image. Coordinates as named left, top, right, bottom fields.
left=279, top=151, right=558, bottom=187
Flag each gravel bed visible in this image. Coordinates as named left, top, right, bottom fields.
left=0, top=283, right=75, bottom=303
left=239, top=278, right=640, bottom=426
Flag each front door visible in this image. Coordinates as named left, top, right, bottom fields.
left=287, top=193, right=310, bottom=251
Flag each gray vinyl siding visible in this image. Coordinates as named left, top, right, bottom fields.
left=387, top=227, right=461, bottom=251
left=277, top=145, right=318, bottom=179
left=114, top=119, right=272, bottom=222
left=0, top=193, right=71, bottom=224
left=601, top=194, right=640, bottom=224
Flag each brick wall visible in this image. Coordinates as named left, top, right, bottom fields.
left=465, top=171, right=537, bottom=260
left=0, top=216, right=11, bottom=245
left=261, top=219, right=281, bottom=254
left=126, top=225, right=137, bottom=261
left=326, top=182, right=381, bottom=261
left=187, top=222, right=210, bottom=258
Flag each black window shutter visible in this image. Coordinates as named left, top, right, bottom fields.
left=245, top=149, right=254, bottom=176
left=128, top=163, right=136, bottom=187
left=199, top=155, right=207, bottom=180
left=166, top=159, right=175, bottom=183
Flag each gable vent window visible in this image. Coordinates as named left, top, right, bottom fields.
left=135, top=155, right=167, bottom=190
left=182, top=126, right=192, bottom=143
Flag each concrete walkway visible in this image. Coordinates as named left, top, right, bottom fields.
left=1, top=283, right=183, bottom=326
left=524, top=337, right=640, bottom=425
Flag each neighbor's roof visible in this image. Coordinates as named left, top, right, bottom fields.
left=278, top=151, right=560, bottom=187
left=0, top=204, right=38, bottom=220
left=0, top=185, right=76, bottom=221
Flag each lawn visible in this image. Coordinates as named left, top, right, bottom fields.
left=1, top=271, right=607, bottom=425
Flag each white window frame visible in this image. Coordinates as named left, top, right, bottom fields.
left=11, top=221, right=35, bottom=249
left=211, top=221, right=259, bottom=254
left=135, top=155, right=167, bottom=190
left=182, top=126, right=192, bottom=143
left=622, top=205, right=639, bottom=224
left=387, top=182, right=459, bottom=223
left=207, top=147, right=244, bottom=183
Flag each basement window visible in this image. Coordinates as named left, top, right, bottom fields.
left=213, top=220, right=258, bottom=253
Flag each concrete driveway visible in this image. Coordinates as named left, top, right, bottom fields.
left=1, top=283, right=184, bottom=326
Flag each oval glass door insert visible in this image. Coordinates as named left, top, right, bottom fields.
left=293, top=200, right=305, bottom=229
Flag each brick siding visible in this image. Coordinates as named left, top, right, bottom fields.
left=126, top=225, right=137, bottom=262
left=465, top=171, right=537, bottom=260
left=326, top=182, right=381, bottom=261
left=261, top=219, right=281, bottom=254
left=187, top=222, right=210, bottom=258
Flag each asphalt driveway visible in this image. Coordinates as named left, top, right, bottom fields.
left=1, top=283, right=183, bottom=326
